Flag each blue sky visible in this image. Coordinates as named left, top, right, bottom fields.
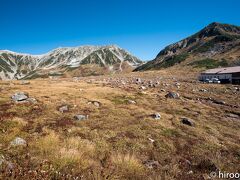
left=0, top=0, right=239, bottom=60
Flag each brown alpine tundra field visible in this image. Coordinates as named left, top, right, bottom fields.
left=0, top=69, right=239, bottom=179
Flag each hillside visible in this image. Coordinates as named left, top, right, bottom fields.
left=135, top=22, right=240, bottom=71
left=0, top=45, right=142, bottom=80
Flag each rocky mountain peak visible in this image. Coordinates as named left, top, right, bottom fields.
left=197, top=22, right=240, bottom=38
left=0, top=45, right=142, bottom=80
left=135, top=22, right=240, bottom=71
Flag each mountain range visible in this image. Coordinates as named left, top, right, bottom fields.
left=1, top=22, right=240, bottom=80
left=0, top=45, right=142, bottom=80
left=135, top=22, right=240, bottom=71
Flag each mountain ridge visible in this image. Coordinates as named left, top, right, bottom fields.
left=135, top=22, right=240, bottom=71
left=0, top=45, right=142, bottom=80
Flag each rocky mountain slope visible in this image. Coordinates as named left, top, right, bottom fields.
left=135, top=22, right=240, bottom=71
left=0, top=45, right=142, bottom=80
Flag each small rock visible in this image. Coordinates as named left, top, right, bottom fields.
left=199, top=89, right=207, bottom=92
left=144, top=160, right=160, bottom=169
left=175, top=82, right=181, bottom=86
left=165, top=92, right=180, bottom=99
left=140, top=91, right=147, bottom=95
left=181, top=118, right=195, bottom=127
left=10, top=137, right=27, bottom=146
left=212, top=99, right=226, bottom=105
left=148, top=138, right=155, bottom=143
left=139, top=86, right=147, bottom=90
left=136, top=78, right=142, bottom=84
left=226, top=113, right=239, bottom=119
left=233, top=87, right=239, bottom=91
left=58, top=105, right=69, bottom=113
left=27, top=97, right=37, bottom=103
left=128, top=100, right=136, bottom=104
left=20, top=80, right=30, bottom=85
left=152, top=113, right=161, bottom=120
left=74, top=114, right=88, bottom=121
left=11, top=92, right=29, bottom=102
left=88, top=101, right=101, bottom=107
left=148, top=83, right=155, bottom=88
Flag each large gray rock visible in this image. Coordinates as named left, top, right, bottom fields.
left=74, top=114, right=88, bottom=121
left=10, top=137, right=27, bottom=146
left=11, top=92, right=29, bottom=102
left=165, top=92, right=180, bottom=99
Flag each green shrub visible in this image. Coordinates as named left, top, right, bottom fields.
left=189, top=58, right=228, bottom=69
left=158, top=53, right=189, bottom=68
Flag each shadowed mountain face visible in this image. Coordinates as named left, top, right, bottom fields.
left=0, top=45, right=142, bottom=80
left=135, top=22, right=240, bottom=71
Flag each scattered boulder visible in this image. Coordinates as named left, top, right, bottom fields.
left=199, top=89, right=208, bottom=92
left=139, top=86, right=147, bottom=90
left=163, top=83, right=170, bottom=86
left=233, top=87, right=239, bottom=91
left=88, top=101, right=101, bottom=107
left=128, top=100, right=136, bottom=104
left=148, top=83, right=155, bottom=88
left=152, top=113, right=161, bottom=120
left=155, top=81, right=160, bottom=85
left=212, top=99, right=226, bottom=105
left=58, top=105, right=69, bottom=113
left=226, top=113, right=239, bottom=119
left=144, top=160, right=160, bottom=169
left=136, top=78, right=142, bottom=84
left=148, top=137, right=155, bottom=143
left=10, top=137, right=27, bottom=146
left=11, top=92, right=37, bottom=103
left=27, top=97, right=37, bottom=103
left=175, top=82, right=181, bottom=86
left=165, top=92, right=180, bottom=99
left=74, top=114, right=88, bottom=121
left=181, top=118, right=195, bottom=127
left=11, top=92, right=29, bottom=102
left=20, top=80, right=30, bottom=85
left=140, top=91, right=147, bottom=95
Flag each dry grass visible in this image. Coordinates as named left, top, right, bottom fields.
left=111, top=153, right=145, bottom=179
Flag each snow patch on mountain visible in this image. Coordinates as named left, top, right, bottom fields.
left=0, top=45, right=142, bottom=80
